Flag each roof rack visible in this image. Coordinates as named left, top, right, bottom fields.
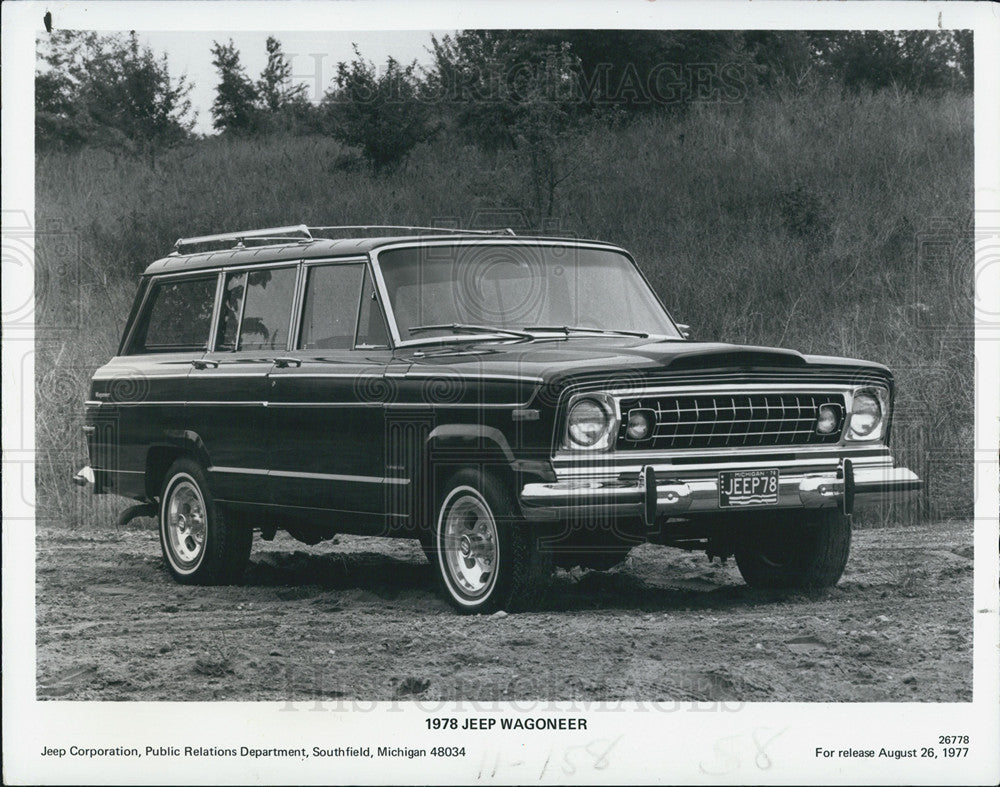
left=171, top=223, right=516, bottom=256
left=308, top=225, right=516, bottom=237
left=173, top=224, right=312, bottom=254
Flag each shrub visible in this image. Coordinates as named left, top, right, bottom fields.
left=324, top=48, right=436, bottom=172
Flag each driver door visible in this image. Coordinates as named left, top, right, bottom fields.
left=266, top=259, right=397, bottom=520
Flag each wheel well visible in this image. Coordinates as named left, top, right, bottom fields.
left=144, top=446, right=191, bottom=500
left=417, top=446, right=516, bottom=536
left=430, top=457, right=515, bottom=497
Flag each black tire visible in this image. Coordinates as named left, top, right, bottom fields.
left=735, top=509, right=852, bottom=590
left=158, top=459, right=252, bottom=585
left=433, top=469, right=551, bottom=613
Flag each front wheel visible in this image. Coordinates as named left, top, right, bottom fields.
left=433, top=469, right=551, bottom=613
left=159, top=459, right=252, bottom=585
left=735, top=509, right=852, bottom=590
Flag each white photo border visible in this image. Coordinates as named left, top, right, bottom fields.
left=2, top=1, right=998, bottom=784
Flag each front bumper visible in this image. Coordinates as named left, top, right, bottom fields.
left=520, top=456, right=921, bottom=523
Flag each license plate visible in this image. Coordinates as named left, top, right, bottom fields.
left=719, top=469, right=779, bottom=507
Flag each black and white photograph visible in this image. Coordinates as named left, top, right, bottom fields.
left=3, top=1, right=998, bottom=784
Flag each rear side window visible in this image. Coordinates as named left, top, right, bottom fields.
left=129, top=276, right=217, bottom=354
left=215, top=266, right=297, bottom=352
left=298, top=263, right=365, bottom=350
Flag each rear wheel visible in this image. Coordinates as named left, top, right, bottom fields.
left=433, top=469, right=551, bottom=613
left=735, top=509, right=851, bottom=589
left=159, top=459, right=252, bottom=585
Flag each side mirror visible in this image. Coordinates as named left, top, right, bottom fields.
left=676, top=323, right=693, bottom=340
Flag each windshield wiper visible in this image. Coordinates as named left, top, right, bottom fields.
left=521, top=325, right=651, bottom=339
left=408, top=323, right=533, bottom=340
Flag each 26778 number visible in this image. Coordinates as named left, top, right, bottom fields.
left=939, top=735, right=969, bottom=758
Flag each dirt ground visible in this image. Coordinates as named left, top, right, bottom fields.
left=36, top=518, right=973, bottom=702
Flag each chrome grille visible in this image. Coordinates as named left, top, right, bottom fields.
left=617, top=392, right=845, bottom=450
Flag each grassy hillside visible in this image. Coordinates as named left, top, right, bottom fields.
left=35, top=87, right=973, bottom=527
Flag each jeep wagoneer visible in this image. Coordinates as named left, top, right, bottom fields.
left=75, top=225, right=921, bottom=612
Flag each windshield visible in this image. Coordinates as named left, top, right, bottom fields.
left=376, top=243, right=679, bottom=342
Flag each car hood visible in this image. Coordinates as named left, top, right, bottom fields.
left=398, top=337, right=891, bottom=386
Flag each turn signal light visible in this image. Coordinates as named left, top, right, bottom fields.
left=626, top=409, right=655, bottom=440
left=815, top=404, right=840, bottom=435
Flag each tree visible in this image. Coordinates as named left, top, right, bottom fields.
left=36, top=31, right=194, bottom=156
left=743, top=31, right=815, bottom=90
left=530, top=30, right=756, bottom=111
left=257, top=36, right=308, bottom=113
left=428, top=31, right=536, bottom=151
left=210, top=39, right=259, bottom=133
left=952, top=30, right=973, bottom=91
left=426, top=32, right=584, bottom=222
left=324, top=47, right=436, bottom=171
left=808, top=31, right=972, bottom=93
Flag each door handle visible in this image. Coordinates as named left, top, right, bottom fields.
left=273, top=357, right=302, bottom=368
left=191, top=359, right=219, bottom=369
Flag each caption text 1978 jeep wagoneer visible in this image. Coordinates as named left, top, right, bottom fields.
left=75, top=225, right=921, bottom=612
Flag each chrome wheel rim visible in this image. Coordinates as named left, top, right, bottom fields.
left=165, top=478, right=207, bottom=569
left=439, top=489, right=498, bottom=600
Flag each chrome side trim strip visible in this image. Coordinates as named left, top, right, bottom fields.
left=383, top=401, right=532, bottom=409
left=214, top=499, right=410, bottom=518
left=270, top=469, right=409, bottom=485
left=94, top=371, right=269, bottom=380
left=91, top=401, right=268, bottom=406
left=211, top=466, right=410, bottom=485
left=210, top=466, right=268, bottom=476
left=268, top=402, right=382, bottom=408
left=85, top=397, right=529, bottom=409
left=94, top=468, right=144, bottom=475
left=385, top=371, right=545, bottom=383
left=188, top=401, right=267, bottom=406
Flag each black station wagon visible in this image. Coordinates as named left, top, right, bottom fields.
left=75, top=225, right=921, bottom=612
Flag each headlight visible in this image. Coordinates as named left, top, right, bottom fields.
left=565, top=396, right=615, bottom=449
left=847, top=390, right=886, bottom=441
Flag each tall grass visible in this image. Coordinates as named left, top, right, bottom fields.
left=35, top=87, right=973, bottom=527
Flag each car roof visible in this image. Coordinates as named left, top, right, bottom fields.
left=141, top=234, right=625, bottom=276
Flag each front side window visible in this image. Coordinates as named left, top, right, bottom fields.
left=377, top=243, right=678, bottom=341
left=129, top=276, right=216, bottom=354
left=298, top=263, right=365, bottom=350
left=215, top=266, right=297, bottom=352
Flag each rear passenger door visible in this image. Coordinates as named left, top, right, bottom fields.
left=188, top=263, right=298, bottom=507
left=266, top=259, right=396, bottom=520
left=103, top=273, right=217, bottom=494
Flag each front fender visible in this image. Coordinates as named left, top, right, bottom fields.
left=425, top=423, right=556, bottom=484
